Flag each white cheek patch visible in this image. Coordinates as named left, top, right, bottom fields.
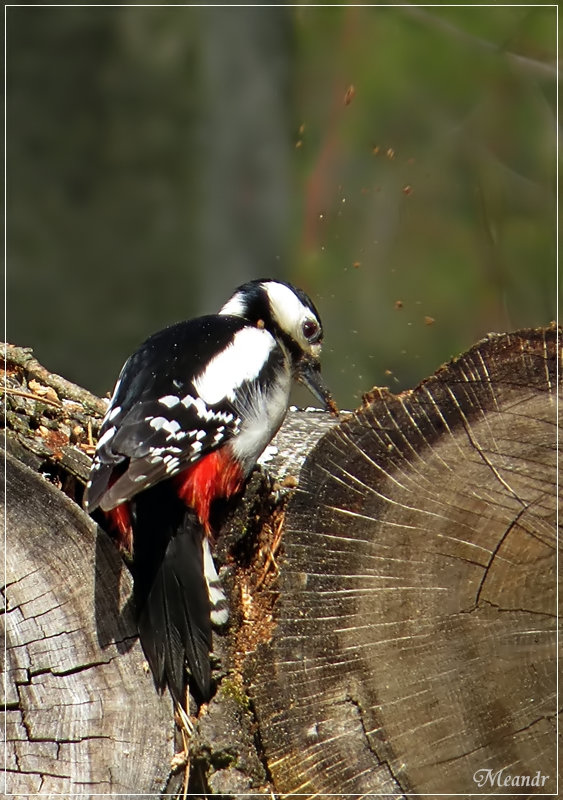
left=193, top=327, right=276, bottom=405
left=262, top=281, right=311, bottom=338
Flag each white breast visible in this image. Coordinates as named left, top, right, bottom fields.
left=230, top=362, right=292, bottom=474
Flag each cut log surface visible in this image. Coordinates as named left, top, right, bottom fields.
left=248, top=326, right=560, bottom=797
left=2, top=328, right=560, bottom=797
left=1, top=343, right=339, bottom=798
left=2, top=451, right=175, bottom=798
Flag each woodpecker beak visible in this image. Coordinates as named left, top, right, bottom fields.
left=297, top=356, right=338, bottom=416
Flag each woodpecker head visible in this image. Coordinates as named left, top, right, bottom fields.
left=220, top=279, right=337, bottom=413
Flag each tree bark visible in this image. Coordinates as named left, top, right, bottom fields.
left=248, top=325, right=560, bottom=797
left=2, top=326, right=560, bottom=797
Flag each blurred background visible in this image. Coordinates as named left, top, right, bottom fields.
left=7, top=4, right=557, bottom=410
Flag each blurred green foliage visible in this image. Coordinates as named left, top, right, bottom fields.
left=7, top=4, right=556, bottom=409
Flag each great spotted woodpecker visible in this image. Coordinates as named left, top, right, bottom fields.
left=84, top=279, right=335, bottom=707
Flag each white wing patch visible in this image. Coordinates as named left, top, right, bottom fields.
left=97, top=426, right=116, bottom=448
left=158, top=394, right=181, bottom=408
left=108, top=405, right=122, bottom=422
left=193, top=326, right=276, bottom=405
left=202, top=538, right=229, bottom=625
left=149, top=416, right=181, bottom=436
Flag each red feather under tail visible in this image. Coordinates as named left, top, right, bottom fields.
left=173, top=448, right=244, bottom=535
left=105, top=502, right=133, bottom=558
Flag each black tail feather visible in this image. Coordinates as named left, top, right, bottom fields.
left=131, top=483, right=212, bottom=705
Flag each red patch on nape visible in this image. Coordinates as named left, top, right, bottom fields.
left=105, top=503, right=133, bottom=558
left=173, top=448, right=244, bottom=535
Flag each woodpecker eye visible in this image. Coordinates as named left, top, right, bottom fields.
left=302, top=319, right=320, bottom=342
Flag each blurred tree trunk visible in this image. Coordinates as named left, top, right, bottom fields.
left=7, top=5, right=293, bottom=396
left=197, top=5, right=293, bottom=310
left=2, top=325, right=559, bottom=797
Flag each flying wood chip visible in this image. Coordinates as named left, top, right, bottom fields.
left=248, top=325, right=560, bottom=796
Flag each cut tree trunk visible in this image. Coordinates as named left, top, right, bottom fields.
left=2, top=325, right=560, bottom=798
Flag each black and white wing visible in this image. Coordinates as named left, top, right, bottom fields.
left=84, top=314, right=279, bottom=512
left=84, top=316, right=240, bottom=512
